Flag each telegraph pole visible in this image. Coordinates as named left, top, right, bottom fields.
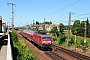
left=83, top=21, right=87, bottom=53
left=44, top=18, right=45, bottom=32
left=84, top=21, right=86, bottom=43
left=33, top=20, right=34, bottom=24
left=7, top=3, right=15, bottom=30
left=68, top=12, right=71, bottom=41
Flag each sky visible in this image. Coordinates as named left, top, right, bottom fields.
left=0, top=0, right=90, bottom=27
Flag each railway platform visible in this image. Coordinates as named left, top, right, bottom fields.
left=0, top=32, right=12, bottom=60
left=0, top=42, right=7, bottom=60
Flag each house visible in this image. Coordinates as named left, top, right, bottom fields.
left=2, top=20, right=7, bottom=32
left=30, top=24, right=44, bottom=30
left=45, top=24, right=59, bottom=31
left=30, top=24, right=59, bottom=31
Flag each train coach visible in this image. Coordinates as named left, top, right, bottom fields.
left=21, top=30, right=52, bottom=49
left=21, top=30, right=36, bottom=40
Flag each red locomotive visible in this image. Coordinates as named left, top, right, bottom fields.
left=21, top=30, right=52, bottom=49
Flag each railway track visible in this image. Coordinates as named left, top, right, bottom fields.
left=53, top=44, right=90, bottom=60
left=20, top=32, right=66, bottom=60
left=20, top=31, right=90, bottom=60
left=19, top=32, right=53, bottom=60
left=45, top=51, right=65, bottom=60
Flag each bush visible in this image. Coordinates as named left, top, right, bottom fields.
left=53, top=36, right=57, bottom=41
left=59, top=35, right=66, bottom=44
left=75, top=36, right=84, bottom=48
left=80, top=39, right=84, bottom=45
left=68, top=36, right=75, bottom=46
left=61, top=42, right=67, bottom=47
left=10, top=32, right=36, bottom=60
left=86, top=38, right=90, bottom=47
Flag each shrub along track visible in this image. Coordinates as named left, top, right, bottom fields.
left=53, top=44, right=90, bottom=60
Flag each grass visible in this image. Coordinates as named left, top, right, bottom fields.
left=61, top=42, right=68, bottom=47
left=53, top=41, right=59, bottom=45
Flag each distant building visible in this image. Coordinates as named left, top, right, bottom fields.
left=45, top=24, right=59, bottom=31
left=30, top=24, right=44, bottom=30
left=0, top=16, right=7, bottom=33
left=30, top=24, right=59, bottom=31
left=38, top=24, right=44, bottom=30
left=0, top=16, right=2, bottom=32
left=2, top=20, right=7, bottom=32
left=2, top=20, right=7, bottom=26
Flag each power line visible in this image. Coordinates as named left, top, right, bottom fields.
left=51, top=17, right=90, bottom=25
left=16, top=0, right=19, bottom=6
left=51, top=12, right=90, bottom=23
left=37, top=0, right=81, bottom=20
left=61, top=0, right=81, bottom=10
left=54, top=16, right=90, bottom=23
left=73, top=16, right=90, bottom=20
left=46, top=0, right=81, bottom=17
left=52, top=21, right=67, bottom=23
left=56, top=12, right=90, bottom=22
left=72, top=13, right=90, bottom=18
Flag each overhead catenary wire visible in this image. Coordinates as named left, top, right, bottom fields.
left=73, top=16, right=90, bottom=20
left=72, top=13, right=90, bottom=18
left=47, top=0, right=81, bottom=17
left=7, top=0, right=12, bottom=23
left=16, top=0, right=19, bottom=6
left=52, top=12, right=90, bottom=23
left=53, top=17, right=90, bottom=23
left=51, top=16, right=90, bottom=25
left=37, top=0, right=82, bottom=20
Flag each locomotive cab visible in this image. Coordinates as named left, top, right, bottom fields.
left=41, top=35, right=52, bottom=48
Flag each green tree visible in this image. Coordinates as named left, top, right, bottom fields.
left=72, top=27, right=84, bottom=34
left=36, top=21, right=39, bottom=25
left=86, top=18, right=90, bottom=37
left=88, top=28, right=90, bottom=37
left=73, top=20, right=80, bottom=27
left=80, top=19, right=90, bottom=37
left=50, top=26, right=57, bottom=33
left=59, top=23, right=64, bottom=33
left=59, top=23, right=64, bottom=28
left=86, top=18, right=89, bottom=26
left=42, top=21, right=52, bottom=24
left=80, top=21, right=85, bottom=28
left=72, top=20, right=84, bottom=35
left=50, top=21, right=52, bottom=24
left=68, top=36, right=75, bottom=46
left=59, top=35, right=66, bottom=44
left=50, top=26, right=60, bottom=37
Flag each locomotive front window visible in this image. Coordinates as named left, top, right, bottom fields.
left=47, top=37, right=50, bottom=40
left=42, top=37, right=46, bottom=40
left=42, top=37, right=50, bottom=40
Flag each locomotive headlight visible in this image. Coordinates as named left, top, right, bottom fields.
left=43, top=43, right=45, bottom=44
